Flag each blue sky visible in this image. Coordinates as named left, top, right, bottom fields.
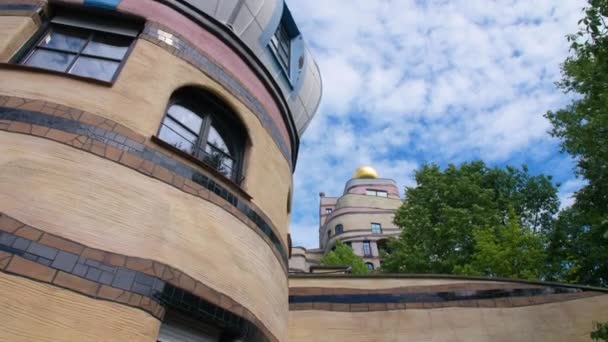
left=287, top=0, right=588, bottom=248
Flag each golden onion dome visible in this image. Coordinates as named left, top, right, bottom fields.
left=353, top=166, right=378, bottom=179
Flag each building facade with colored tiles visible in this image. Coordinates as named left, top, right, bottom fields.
left=0, top=1, right=607, bottom=341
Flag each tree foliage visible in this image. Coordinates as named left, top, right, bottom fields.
left=320, top=241, right=369, bottom=275
left=592, top=321, right=608, bottom=341
left=544, top=0, right=608, bottom=286
left=381, top=162, right=558, bottom=278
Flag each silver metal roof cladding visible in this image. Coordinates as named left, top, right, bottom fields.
left=180, top=0, right=322, bottom=137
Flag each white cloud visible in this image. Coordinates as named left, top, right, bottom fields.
left=288, top=0, right=586, bottom=247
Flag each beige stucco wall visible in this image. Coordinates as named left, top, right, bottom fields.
left=325, top=212, right=397, bottom=234
left=0, top=271, right=160, bottom=342
left=0, top=16, right=37, bottom=62
left=289, top=276, right=516, bottom=290
left=0, top=38, right=292, bottom=246
left=0, top=132, right=288, bottom=340
left=288, top=294, right=608, bottom=342
left=335, top=194, right=402, bottom=211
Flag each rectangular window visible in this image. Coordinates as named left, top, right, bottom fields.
left=371, top=223, right=382, bottom=234
left=270, top=21, right=291, bottom=73
left=366, top=189, right=388, bottom=197
left=19, top=13, right=139, bottom=83
left=362, top=241, right=372, bottom=257
left=325, top=208, right=332, bottom=214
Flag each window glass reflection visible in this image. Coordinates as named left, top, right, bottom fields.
left=70, top=57, right=119, bottom=82
left=82, top=34, right=131, bottom=60
left=167, top=105, right=203, bottom=133
left=159, top=123, right=195, bottom=154
left=207, top=125, right=231, bottom=155
left=25, top=50, right=75, bottom=72
left=39, top=26, right=88, bottom=52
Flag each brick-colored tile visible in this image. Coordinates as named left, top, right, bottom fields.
left=46, top=128, right=78, bottom=143
left=125, top=257, right=154, bottom=274
left=104, top=253, right=126, bottom=267
left=0, top=251, right=12, bottom=270
left=193, top=282, right=220, bottom=304
left=39, top=234, right=84, bottom=255
left=17, top=100, right=45, bottom=112
left=90, top=140, right=106, bottom=156
left=13, top=225, right=42, bottom=241
left=369, top=303, right=387, bottom=311
left=178, top=273, right=196, bottom=292
left=54, top=271, right=99, bottom=296
left=406, top=303, right=425, bottom=309
left=350, top=303, right=369, bottom=312
left=4, top=97, right=25, bottom=108
left=114, top=124, right=144, bottom=144
left=510, top=296, right=533, bottom=307
left=139, top=160, right=155, bottom=175
left=331, top=303, right=350, bottom=311
left=6, top=256, right=56, bottom=282
left=120, top=153, right=143, bottom=169
left=81, top=247, right=105, bottom=262
left=30, top=124, right=50, bottom=137
left=97, top=285, right=124, bottom=301
left=105, top=145, right=123, bottom=161
left=294, top=303, right=313, bottom=310
left=79, top=112, right=105, bottom=127
left=128, top=293, right=142, bottom=306
left=219, top=294, right=236, bottom=311
left=152, top=262, right=165, bottom=278
left=0, top=214, right=24, bottom=233
left=312, top=302, right=331, bottom=310
left=115, top=290, right=131, bottom=304
left=152, top=166, right=173, bottom=183
left=477, top=299, right=496, bottom=308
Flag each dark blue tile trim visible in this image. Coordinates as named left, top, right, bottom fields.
left=289, top=287, right=583, bottom=304
left=0, top=107, right=288, bottom=265
left=0, top=4, right=39, bottom=11
left=83, top=0, right=122, bottom=10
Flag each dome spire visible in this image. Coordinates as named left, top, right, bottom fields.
left=353, top=166, right=378, bottom=179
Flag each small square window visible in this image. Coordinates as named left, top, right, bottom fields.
left=325, top=208, right=332, bottom=214
left=366, top=189, right=388, bottom=197
left=371, top=223, right=382, bottom=234
left=362, top=241, right=372, bottom=257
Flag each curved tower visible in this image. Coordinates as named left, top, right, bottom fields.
left=290, top=167, right=402, bottom=272
left=0, top=1, right=320, bottom=341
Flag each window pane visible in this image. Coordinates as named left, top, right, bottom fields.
left=163, top=117, right=198, bottom=144
left=70, top=56, right=119, bottom=81
left=82, top=33, right=131, bottom=60
left=167, top=105, right=203, bottom=134
left=159, top=122, right=195, bottom=154
left=39, top=26, right=88, bottom=52
left=25, top=49, right=75, bottom=72
left=377, top=191, right=388, bottom=197
left=204, top=144, right=234, bottom=178
left=207, top=125, right=231, bottom=156
left=366, top=190, right=375, bottom=196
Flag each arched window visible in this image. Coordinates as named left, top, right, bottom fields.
left=158, top=88, right=245, bottom=182
left=365, top=262, right=374, bottom=271
left=335, top=224, right=344, bottom=234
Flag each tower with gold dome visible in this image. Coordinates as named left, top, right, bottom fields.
left=289, top=166, right=403, bottom=272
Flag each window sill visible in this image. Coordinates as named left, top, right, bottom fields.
left=151, top=135, right=252, bottom=201
left=0, top=63, right=114, bottom=87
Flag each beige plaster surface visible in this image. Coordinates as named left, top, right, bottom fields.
left=0, top=132, right=288, bottom=341
left=0, top=271, right=160, bottom=342
left=0, top=16, right=37, bottom=62
left=288, top=295, right=608, bottom=342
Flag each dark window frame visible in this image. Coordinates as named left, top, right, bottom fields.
left=157, top=89, right=246, bottom=184
left=335, top=224, right=344, bottom=234
left=365, top=189, right=388, bottom=197
left=325, top=208, right=332, bottom=214
left=15, top=9, right=140, bottom=85
left=269, top=21, right=291, bottom=73
left=362, top=241, right=372, bottom=257
left=366, top=262, right=374, bottom=271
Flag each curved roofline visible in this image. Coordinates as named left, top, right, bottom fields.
left=156, top=0, right=302, bottom=169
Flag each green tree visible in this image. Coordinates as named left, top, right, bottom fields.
left=454, top=209, right=546, bottom=280
left=320, top=241, right=369, bottom=275
left=592, top=321, right=608, bottom=341
left=544, top=0, right=608, bottom=286
left=381, top=162, right=558, bottom=278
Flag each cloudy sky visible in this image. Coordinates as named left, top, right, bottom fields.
left=287, top=0, right=587, bottom=248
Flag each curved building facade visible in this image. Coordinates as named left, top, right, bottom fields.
left=0, top=0, right=320, bottom=341
left=290, top=167, right=402, bottom=272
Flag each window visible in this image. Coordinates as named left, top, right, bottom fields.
left=270, top=20, right=291, bottom=73
left=371, top=223, right=382, bottom=234
left=345, top=242, right=352, bottom=248
left=20, top=12, right=139, bottom=82
left=366, top=189, right=388, bottom=197
left=327, top=229, right=331, bottom=238
left=158, top=88, right=245, bottom=182
left=335, top=224, right=344, bottom=234
left=362, top=241, right=372, bottom=257
left=366, top=262, right=374, bottom=271
left=325, top=208, right=332, bottom=214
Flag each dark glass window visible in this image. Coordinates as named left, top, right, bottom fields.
left=362, top=241, right=372, bottom=257
left=371, top=223, right=382, bottom=234
left=345, top=242, right=352, bottom=248
left=366, top=262, right=374, bottom=270
left=270, top=21, right=291, bottom=72
left=366, top=189, right=388, bottom=197
left=325, top=208, right=332, bottom=214
left=158, top=89, right=245, bottom=182
left=21, top=22, right=135, bottom=82
left=335, top=224, right=344, bottom=234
